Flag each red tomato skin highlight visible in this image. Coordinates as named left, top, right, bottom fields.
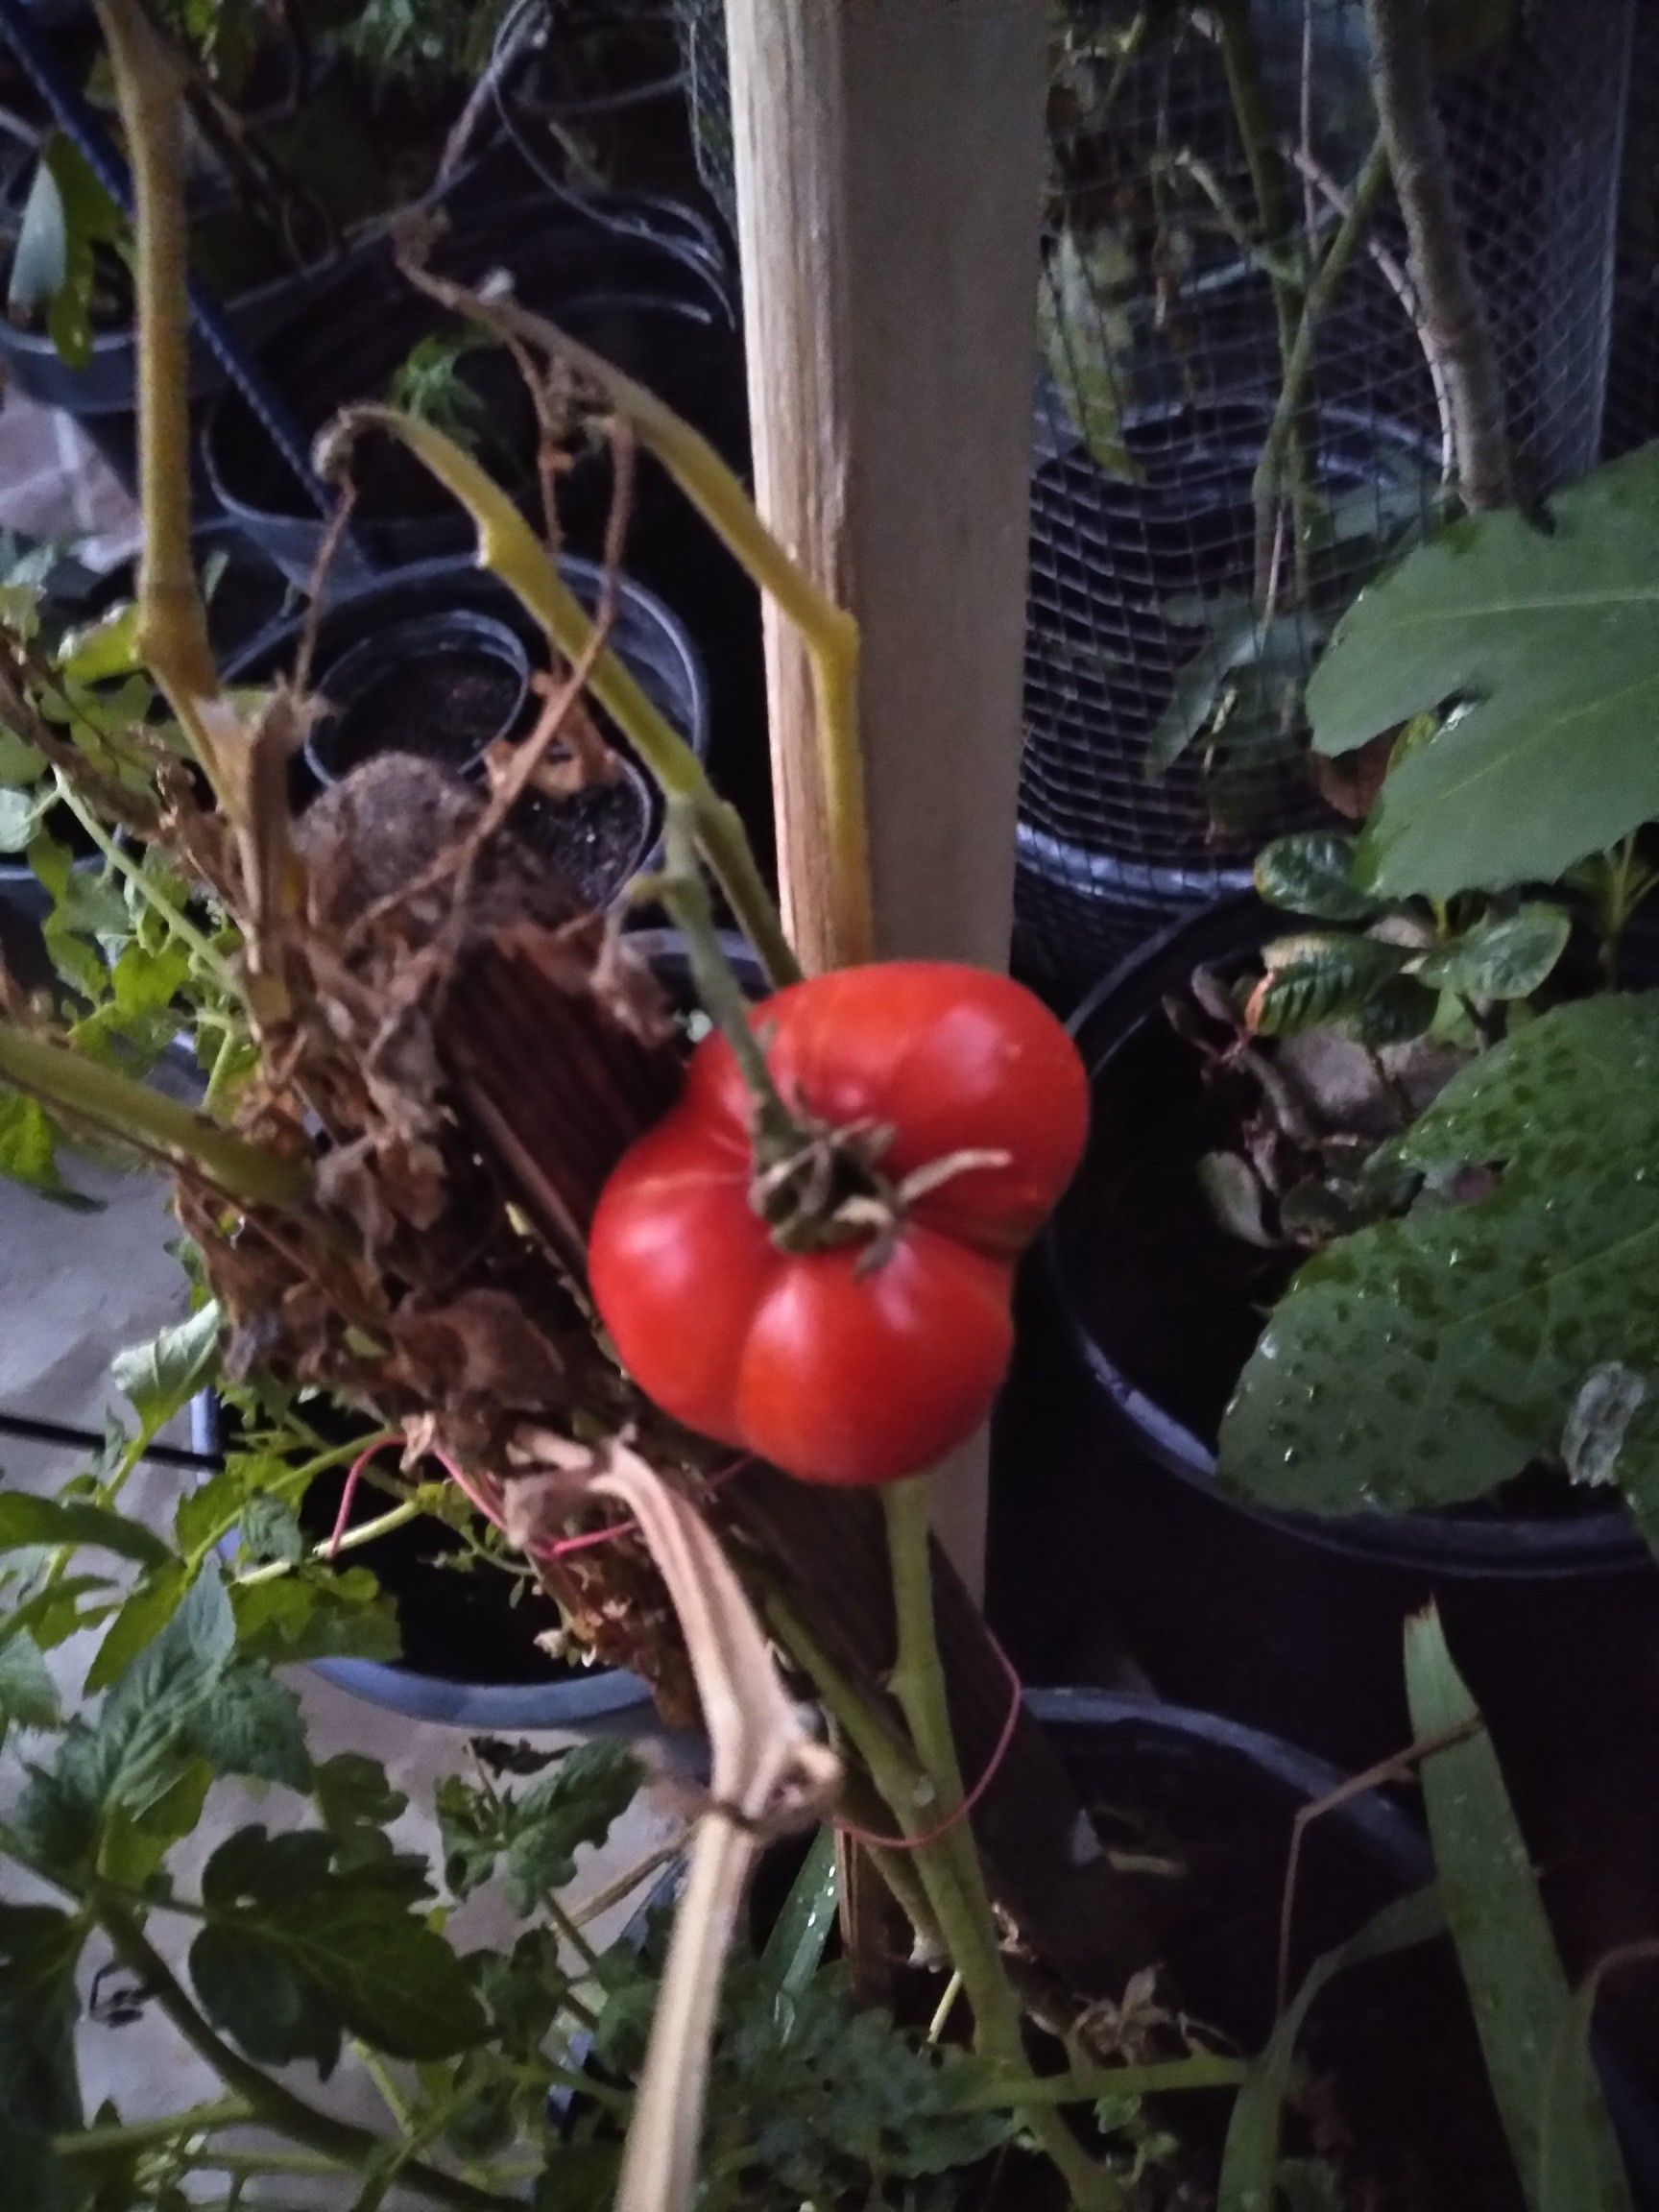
left=589, top=962, right=1089, bottom=1485
left=733, top=1230, right=1015, bottom=1487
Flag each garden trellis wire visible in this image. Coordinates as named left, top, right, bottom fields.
left=674, top=0, right=1646, bottom=998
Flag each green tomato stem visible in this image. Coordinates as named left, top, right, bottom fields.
left=51, top=774, right=245, bottom=1006
left=54, top=2098, right=251, bottom=2159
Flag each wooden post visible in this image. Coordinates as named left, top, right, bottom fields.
left=726, top=0, right=1046, bottom=1587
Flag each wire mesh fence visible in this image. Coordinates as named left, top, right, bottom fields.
left=673, top=0, right=1648, bottom=1001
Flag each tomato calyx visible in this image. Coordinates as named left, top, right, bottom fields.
left=748, top=1102, right=1010, bottom=1268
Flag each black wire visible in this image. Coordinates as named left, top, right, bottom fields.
left=0, top=1408, right=219, bottom=1473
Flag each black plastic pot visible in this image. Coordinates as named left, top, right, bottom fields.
left=303, top=607, right=533, bottom=785
left=227, top=552, right=708, bottom=910
left=992, top=897, right=1659, bottom=2073
left=191, top=1391, right=652, bottom=1731
left=203, top=186, right=743, bottom=589
left=1027, top=1691, right=1659, bottom=2209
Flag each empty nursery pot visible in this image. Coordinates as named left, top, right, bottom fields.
left=992, top=897, right=1659, bottom=2077
left=227, top=552, right=709, bottom=913
left=303, top=608, right=533, bottom=784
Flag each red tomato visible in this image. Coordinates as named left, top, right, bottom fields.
left=589, top=962, right=1088, bottom=1486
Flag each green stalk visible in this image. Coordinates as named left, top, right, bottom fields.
left=880, top=1480, right=1124, bottom=2212
left=93, top=1899, right=519, bottom=2212
left=0, top=1020, right=309, bottom=1208
left=55, top=2099, right=251, bottom=2159
left=1251, top=134, right=1392, bottom=602
left=328, top=406, right=800, bottom=992
left=955, top=2055, right=1250, bottom=2112
left=233, top=1497, right=426, bottom=1587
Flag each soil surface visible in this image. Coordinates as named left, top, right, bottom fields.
left=509, top=773, right=652, bottom=910
left=322, top=649, right=524, bottom=778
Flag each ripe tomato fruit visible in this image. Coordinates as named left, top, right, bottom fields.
left=589, top=961, right=1089, bottom=1486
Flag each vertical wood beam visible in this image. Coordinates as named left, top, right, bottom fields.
left=726, top=0, right=1046, bottom=1586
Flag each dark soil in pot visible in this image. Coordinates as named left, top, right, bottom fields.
left=990, top=897, right=1659, bottom=2089
left=226, top=553, right=708, bottom=910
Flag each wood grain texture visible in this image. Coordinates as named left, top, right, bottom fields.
left=725, top=0, right=1046, bottom=1593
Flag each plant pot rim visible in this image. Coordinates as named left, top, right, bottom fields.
left=189, top=1390, right=654, bottom=1731
left=1044, top=894, right=1650, bottom=1578
left=302, top=604, right=534, bottom=786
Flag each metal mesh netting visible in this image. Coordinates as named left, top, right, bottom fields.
left=674, top=2, right=1646, bottom=999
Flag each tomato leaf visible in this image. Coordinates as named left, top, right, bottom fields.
left=1218, top=994, right=1659, bottom=1526
left=191, top=1826, right=487, bottom=2072
left=0, top=1633, right=59, bottom=1735
left=110, top=1302, right=221, bottom=1437
left=1406, top=1608, right=1634, bottom=2212
left=438, top=1741, right=642, bottom=1912
left=0, top=1905, right=84, bottom=2134
left=1310, top=445, right=1659, bottom=898
left=0, top=1494, right=169, bottom=1570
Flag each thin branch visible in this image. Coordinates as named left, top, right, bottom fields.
left=0, top=1021, right=309, bottom=1208
left=1363, top=0, right=1512, bottom=509
left=1252, top=133, right=1393, bottom=599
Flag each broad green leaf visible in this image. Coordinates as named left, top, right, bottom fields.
left=0, top=1494, right=169, bottom=1571
left=181, top=1659, right=312, bottom=1791
left=758, top=1827, right=838, bottom=2011
left=110, top=1302, right=221, bottom=1437
left=84, top=1564, right=189, bottom=1696
left=1309, top=444, right=1659, bottom=898
left=1253, top=832, right=1383, bottom=923
left=0, top=1905, right=84, bottom=2132
left=58, top=603, right=141, bottom=685
left=1218, top=994, right=1659, bottom=1520
left=1406, top=1609, right=1633, bottom=2212
left=15, top=1570, right=233, bottom=1872
left=8, top=136, right=126, bottom=372
left=1216, top=1886, right=1445, bottom=2212
left=0, top=1632, right=59, bottom=1731
left=314, top=1751, right=410, bottom=1875
left=238, top=1491, right=305, bottom=1567
left=191, top=1825, right=486, bottom=2072
left=1245, top=933, right=1407, bottom=1037
left=1413, top=904, right=1572, bottom=1001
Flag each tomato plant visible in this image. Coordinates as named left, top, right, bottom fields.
left=590, top=962, right=1089, bottom=1485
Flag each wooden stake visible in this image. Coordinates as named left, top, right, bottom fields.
left=725, top=0, right=1046, bottom=1589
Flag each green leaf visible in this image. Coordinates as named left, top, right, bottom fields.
left=229, top=1563, right=401, bottom=1666
left=0, top=1631, right=60, bottom=1731
left=181, top=1659, right=312, bottom=1791
left=0, top=1494, right=169, bottom=1571
left=1218, top=995, right=1659, bottom=1518
left=0, top=1090, right=100, bottom=1212
left=191, top=1826, right=487, bottom=2073
left=439, top=1742, right=642, bottom=1912
left=1146, top=610, right=1309, bottom=777
left=8, top=136, right=127, bottom=373
left=238, top=1491, right=305, bottom=1567
left=1038, top=225, right=1138, bottom=478
left=1405, top=1609, right=1633, bottom=2212
left=314, top=1751, right=410, bottom=1874
left=1216, top=1886, right=1445, bottom=2212
left=758, top=1827, right=839, bottom=2010
left=1253, top=832, right=1383, bottom=923
left=1413, top=904, right=1572, bottom=1000
left=0, top=787, right=55, bottom=854
left=0, top=1904, right=84, bottom=2132
left=110, top=1303, right=221, bottom=1437
left=84, top=1564, right=189, bottom=1696
left=15, top=1569, right=233, bottom=1872
left=1309, top=444, right=1659, bottom=898
left=1245, top=933, right=1407, bottom=1037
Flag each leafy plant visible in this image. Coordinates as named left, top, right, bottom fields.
left=387, top=327, right=495, bottom=457
left=7, top=135, right=130, bottom=371
left=1218, top=990, right=1659, bottom=1539
left=1308, top=442, right=1659, bottom=900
